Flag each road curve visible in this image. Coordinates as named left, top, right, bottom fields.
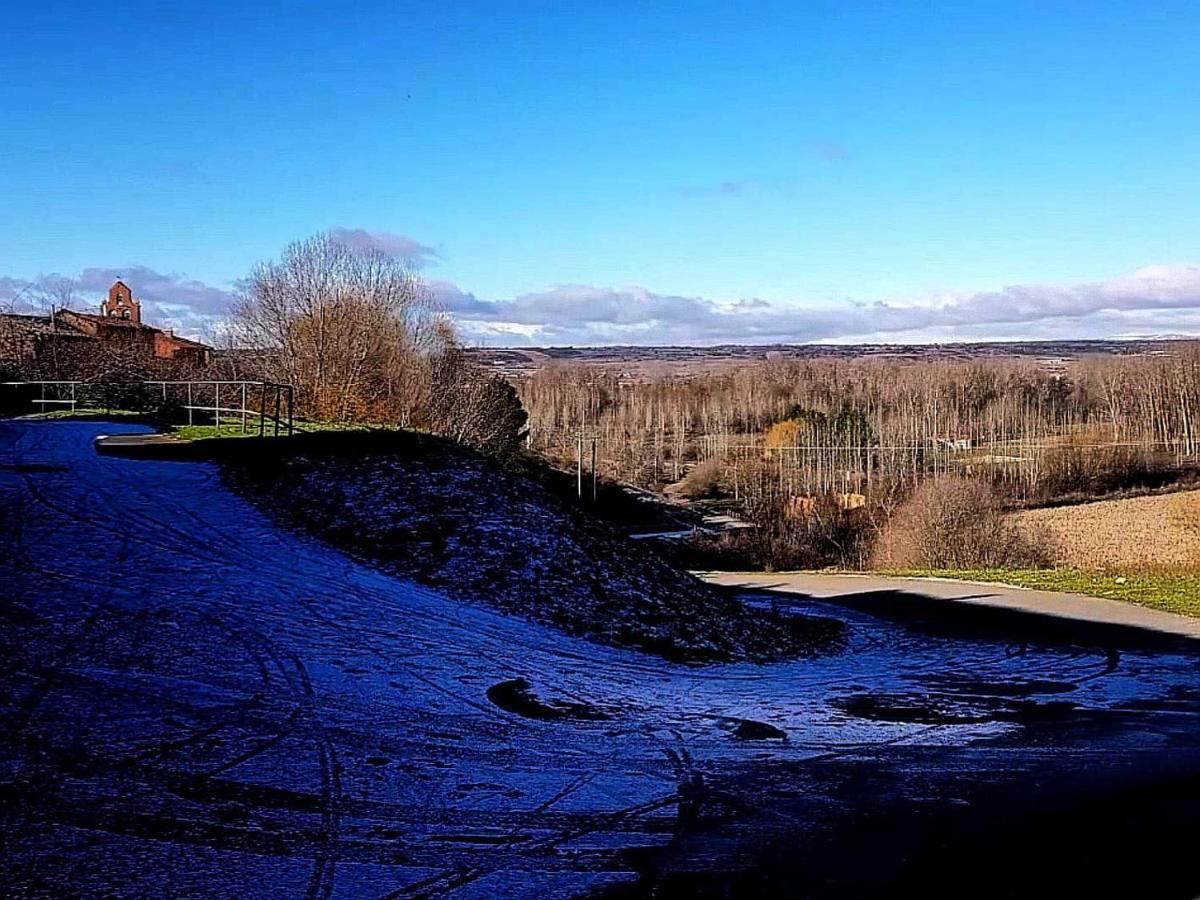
left=702, top=571, right=1200, bottom=640
left=5, top=419, right=1200, bottom=898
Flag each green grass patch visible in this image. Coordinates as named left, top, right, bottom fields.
left=14, top=407, right=375, bottom=439
left=174, top=420, right=375, bottom=441
left=173, top=423, right=263, bottom=440
left=885, top=567, right=1200, bottom=618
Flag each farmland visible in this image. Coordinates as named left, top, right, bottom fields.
left=874, top=489, right=1200, bottom=618
left=1014, top=489, right=1200, bottom=570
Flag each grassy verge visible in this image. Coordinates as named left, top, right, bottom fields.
left=174, top=420, right=372, bottom=441
left=884, top=567, right=1200, bottom=618
left=13, top=409, right=374, bottom=442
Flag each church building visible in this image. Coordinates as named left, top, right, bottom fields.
left=102, top=279, right=142, bottom=323
left=1, top=280, right=212, bottom=368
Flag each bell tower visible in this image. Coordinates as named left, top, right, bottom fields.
left=103, top=280, right=141, bottom=325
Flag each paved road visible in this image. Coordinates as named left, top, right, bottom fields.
left=3, top=420, right=1200, bottom=898
left=703, top=572, right=1200, bottom=640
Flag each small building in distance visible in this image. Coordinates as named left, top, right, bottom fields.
left=58, top=280, right=212, bottom=365
left=0, top=280, right=212, bottom=370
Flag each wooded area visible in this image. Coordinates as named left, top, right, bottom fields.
left=517, top=349, right=1200, bottom=567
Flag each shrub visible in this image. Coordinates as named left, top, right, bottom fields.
left=763, top=418, right=802, bottom=453
left=873, top=475, right=1050, bottom=569
left=743, top=489, right=873, bottom=571
left=676, top=459, right=724, bottom=500
left=428, top=346, right=528, bottom=457
left=90, top=378, right=154, bottom=413
left=1033, top=444, right=1168, bottom=501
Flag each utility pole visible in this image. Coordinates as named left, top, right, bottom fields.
left=591, top=438, right=597, bottom=502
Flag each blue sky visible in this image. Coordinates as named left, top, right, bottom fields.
left=2, top=0, right=1199, bottom=344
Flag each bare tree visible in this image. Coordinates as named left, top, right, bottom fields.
left=429, top=342, right=528, bottom=455
left=227, top=232, right=530, bottom=454
left=228, top=232, right=450, bottom=424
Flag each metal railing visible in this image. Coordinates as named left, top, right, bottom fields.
left=1, top=380, right=296, bottom=436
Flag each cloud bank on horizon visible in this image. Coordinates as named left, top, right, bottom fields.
left=432, top=261, right=1200, bottom=346
left=4, top=229, right=1200, bottom=346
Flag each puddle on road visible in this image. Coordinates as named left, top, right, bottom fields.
left=917, top=673, right=1079, bottom=697
left=836, top=692, right=1081, bottom=726
left=730, top=719, right=788, bottom=741
left=486, top=677, right=612, bottom=721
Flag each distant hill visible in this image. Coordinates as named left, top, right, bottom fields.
left=470, top=338, right=1196, bottom=377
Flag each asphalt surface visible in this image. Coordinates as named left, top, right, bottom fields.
left=704, top=571, right=1200, bottom=639
left=3, top=419, right=1200, bottom=898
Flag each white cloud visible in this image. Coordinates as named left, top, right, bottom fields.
left=6, top=252, right=1200, bottom=348
left=328, top=228, right=440, bottom=268
left=450, top=264, right=1200, bottom=346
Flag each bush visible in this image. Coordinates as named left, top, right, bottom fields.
left=1034, top=444, right=1169, bottom=501
left=873, top=475, right=1050, bottom=569
left=90, top=378, right=154, bottom=413
left=428, top=347, right=528, bottom=457
left=743, top=489, right=873, bottom=571
left=675, top=459, right=724, bottom=500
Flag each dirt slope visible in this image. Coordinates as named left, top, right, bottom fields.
left=222, top=431, right=842, bottom=662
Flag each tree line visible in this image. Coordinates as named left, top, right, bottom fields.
left=515, top=349, right=1200, bottom=567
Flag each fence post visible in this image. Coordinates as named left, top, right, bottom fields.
left=287, top=386, right=294, bottom=435
left=187, top=383, right=193, bottom=426
left=591, top=438, right=597, bottom=502
left=274, top=386, right=281, bottom=437
left=577, top=435, right=583, bottom=499
left=259, top=384, right=266, bottom=437
left=215, top=383, right=220, bottom=428
left=70, top=382, right=76, bottom=414
left=241, top=383, right=248, bottom=433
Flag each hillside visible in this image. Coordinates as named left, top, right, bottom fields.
left=220, top=431, right=843, bottom=663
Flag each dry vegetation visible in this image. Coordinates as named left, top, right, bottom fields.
left=2, top=233, right=528, bottom=456
left=874, top=476, right=1050, bottom=570
left=1013, top=489, right=1200, bottom=570
left=517, top=349, right=1200, bottom=571
left=224, top=233, right=527, bottom=455
left=520, top=351, right=1200, bottom=497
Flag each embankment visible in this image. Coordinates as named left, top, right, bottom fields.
left=220, top=431, right=843, bottom=663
